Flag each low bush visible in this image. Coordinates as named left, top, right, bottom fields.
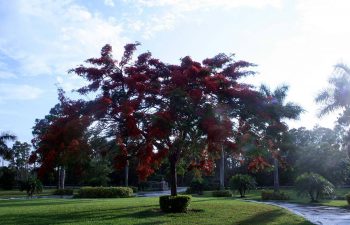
left=75, top=187, right=133, bottom=198
left=346, top=193, right=350, bottom=205
left=130, top=186, right=138, bottom=193
left=52, top=189, right=74, bottom=196
left=19, top=177, right=43, bottom=197
left=159, top=195, right=192, bottom=213
left=295, top=172, right=334, bottom=202
left=186, top=180, right=205, bottom=195
left=230, top=174, right=256, bottom=198
left=212, top=190, right=232, bottom=197
left=261, top=191, right=290, bottom=200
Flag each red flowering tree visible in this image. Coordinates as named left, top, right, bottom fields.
left=69, top=43, right=265, bottom=196
left=30, top=89, right=91, bottom=189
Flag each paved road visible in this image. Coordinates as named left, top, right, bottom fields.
left=136, top=187, right=187, bottom=197
left=247, top=200, right=350, bottom=225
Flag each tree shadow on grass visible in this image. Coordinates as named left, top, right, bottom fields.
left=0, top=205, right=166, bottom=225
left=0, top=199, right=93, bottom=208
left=236, top=209, right=312, bottom=225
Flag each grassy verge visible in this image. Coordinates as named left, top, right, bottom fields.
left=0, top=196, right=312, bottom=225
left=196, top=187, right=350, bottom=208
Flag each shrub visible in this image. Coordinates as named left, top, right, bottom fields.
left=159, top=195, right=192, bottom=213
left=230, top=174, right=256, bottom=198
left=261, top=191, right=290, bottom=200
left=345, top=193, right=350, bottom=205
left=52, top=189, right=74, bottom=196
left=19, top=177, right=43, bottom=197
left=75, top=187, right=133, bottom=198
left=186, top=179, right=205, bottom=195
left=130, top=186, right=138, bottom=193
left=212, top=190, right=232, bottom=197
left=0, top=167, right=16, bottom=190
left=295, top=172, right=335, bottom=202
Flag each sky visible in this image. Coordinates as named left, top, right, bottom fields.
left=1, top=0, right=350, bottom=145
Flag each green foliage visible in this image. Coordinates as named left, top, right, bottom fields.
left=52, top=189, right=74, bottom=196
left=186, top=179, right=205, bottom=195
left=159, top=195, right=192, bottom=213
left=261, top=191, right=290, bottom=200
left=346, top=193, right=350, bottom=205
left=0, top=167, right=16, bottom=190
left=212, top=190, right=232, bottom=197
left=295, top=172, right=335, bottom=202
left=230, top=174, right=256, bottom=197
left=84, top=158, right=112, bottom=187
left=290, top=127, right=350, bottom=185
left=19, top=176, right=43, bottom=197
left=75, top=187, right=133, bottom=198
left=129, top=186, right=138, bottom=193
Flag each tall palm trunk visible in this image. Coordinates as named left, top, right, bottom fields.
left=219, top=146, right=225, bottom=190
left=125, top=160, right=129, bottom=187
left=58, top=166, right=66, bottom=189
left=273, top=158, right=279, bottom=193
left=169, top=154, right=178, bottom=196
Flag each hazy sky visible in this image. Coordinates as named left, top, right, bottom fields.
left=1, top=0, right=349, bottom=144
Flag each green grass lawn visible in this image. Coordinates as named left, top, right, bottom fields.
left=198, top=187, right=350, bottom=208
left=0, top=189, right=55, bottom=198
left=0, top=196, right=313, bottom=225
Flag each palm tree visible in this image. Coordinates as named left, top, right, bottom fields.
left=316, top=63, right=350, bottom=156
left=316, top=63, right=350, bottom=115
left=260, top=85, right=303, bottom=193
left=0, top=132, right=16, bottom=162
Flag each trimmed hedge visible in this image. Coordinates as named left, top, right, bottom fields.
left=52, top=189, right=74, bottom=196
left=159, top=195, right=192, bottom=213
left=212, top=190, right=232, bottom=197
left=261, top=191, right=290, bottom=200
left=75, top=187, right=133, bottom=198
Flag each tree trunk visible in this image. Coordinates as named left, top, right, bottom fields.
left=125, top=160, right=129, bottom=187
left=220, top=146, right=225, bottom=190
left=273, top=158, right=279, bottom=193
left=58, top=166, right=65, bottom=189
left=169, top=155, right=178, bottom=196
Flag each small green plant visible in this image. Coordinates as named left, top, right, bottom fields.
left=52, top=189, right=74, bottom=196
left=212, top=190, right=232, bottom=197
left=230, top=174, right=256, bottom=198
left=261, top=191, right=290, bottom=200
left=19, top=176, right=43, bottom=198
left=75, top=186, right=133, bottom=198
left=186, top=179, right=205, bottom=195
left=159, top=195, right=192, bottom=213
left=295, top=172, right=334, bottom=202
left=345, top=193, right=350, bottom=205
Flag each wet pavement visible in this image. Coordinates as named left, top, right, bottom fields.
left=247, top=200, right=350, bottom=225
left=136, top=187, right=187, bottom=197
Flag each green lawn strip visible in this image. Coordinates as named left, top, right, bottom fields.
left=231, top=187, right=350, bottom=208
left=0, top=197, right=312, bottom=225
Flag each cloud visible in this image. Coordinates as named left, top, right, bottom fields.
left=0, top=0, right=127, bottom=91
left=0, top=84, right=43, bottom=101
left=104, top=0, right=115, bottom=7
left=0, top=71, right=16, bottom=79
left=123, top=0, right=282, bottom=38
left=125, top=0, right=282, bottom=10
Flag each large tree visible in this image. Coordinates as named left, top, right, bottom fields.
left=30, top=90, right=91, bottom=189
left=69, top=43, right=263, bottom=196
left=259, top=85, right=302, bottom=193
